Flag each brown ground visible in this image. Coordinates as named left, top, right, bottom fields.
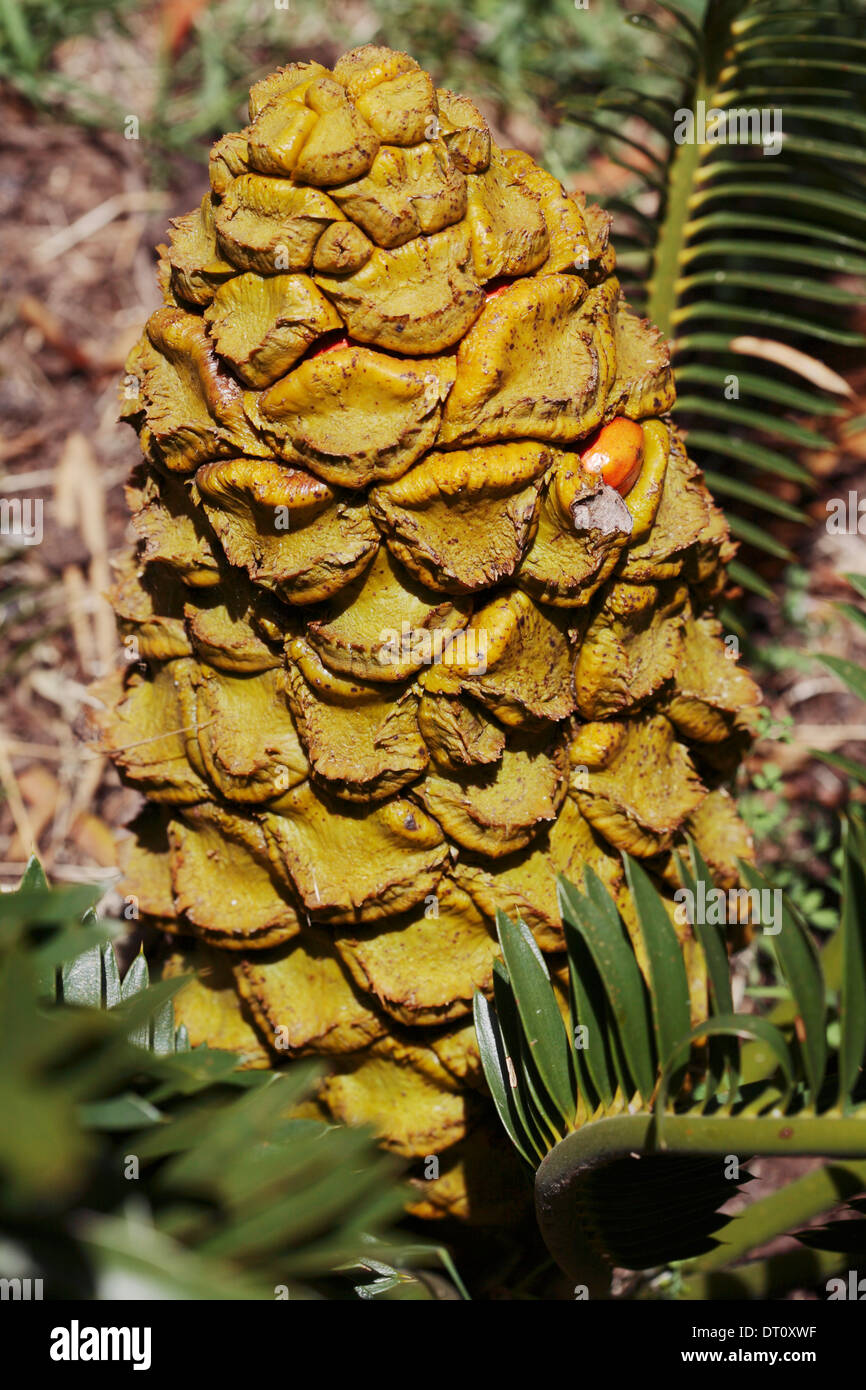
left=0, top=85, right=208, bottom=893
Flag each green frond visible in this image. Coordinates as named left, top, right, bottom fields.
left=0, top=861, right=449, bottom=1300
left=566, top=0, right=866, bottom=586
left=702, top=472, right=805, bottom=524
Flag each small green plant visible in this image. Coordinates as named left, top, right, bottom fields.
left=0, top=857, right=463, bottom=1299
left=475, top=832, right=866, bottom=1298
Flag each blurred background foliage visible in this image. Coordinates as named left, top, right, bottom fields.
left=0, top=0, right=681, bottom=172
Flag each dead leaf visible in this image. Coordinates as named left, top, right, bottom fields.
left=728, top=337, right=853, bottom=397
left=54, top=432, right=116, bottom=677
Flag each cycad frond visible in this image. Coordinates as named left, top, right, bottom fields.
left=0, top=861, right=460, bottom=1300
left=566, top=0, right=866, bottom=593
left=475, top=795, right=866, bottom=1293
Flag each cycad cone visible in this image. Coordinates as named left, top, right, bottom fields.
left=94, top=45, right=761, bottom=1222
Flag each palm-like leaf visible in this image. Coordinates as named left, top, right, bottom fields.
left=0, top=861, right=462, bottom=1300
left=567, top=0, right=866, bottom=595
left=476, top=836, right=866, bottom=1295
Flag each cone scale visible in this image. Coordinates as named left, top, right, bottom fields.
left=94, top=46, right=761, bottom=1222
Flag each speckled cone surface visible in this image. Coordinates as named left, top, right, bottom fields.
left=93, top=46, right=761, bottom=1222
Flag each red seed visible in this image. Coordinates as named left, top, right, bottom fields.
left=580, top=417, right=644, bottom=495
